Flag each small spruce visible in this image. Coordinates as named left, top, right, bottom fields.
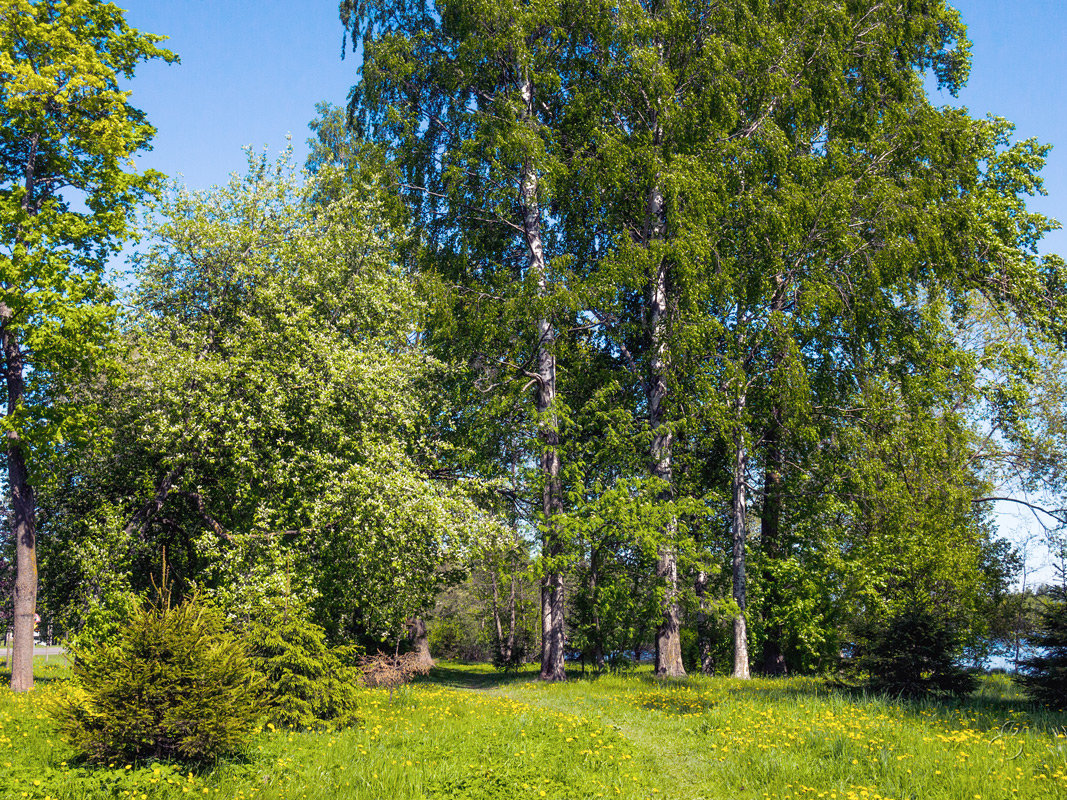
left=1019, top=587, right=1067, bottom=709
left=54, top=588, right=260, bottom=764
left=242, top=607, right=362, bottom=729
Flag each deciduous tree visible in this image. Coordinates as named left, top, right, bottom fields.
left=0, top=0, right=174, bottom=690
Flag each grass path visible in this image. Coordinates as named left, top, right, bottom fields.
left=427, top=664, right=1067, bottom=800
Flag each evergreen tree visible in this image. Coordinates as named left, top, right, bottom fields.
left=1020, top=587, right=1067, bottom=709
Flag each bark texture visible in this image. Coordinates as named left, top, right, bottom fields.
left=6, top=133, right=39, bottom=692
left=490, top=568, right=519, bottom=665
left=520, top=74, right=565, bottom=682
left=760, top=410, right=788, bottom=676
left=646, top=184, right=685, bottom=678
left=760, top=276, right=789, bottom=675
left=3, top=313, right=36, bottom=693
left=731, top=412, right=751, bottom=679
left=407, top=616, right=433, bottom=669
left=695, top=569, right=715, bottom=674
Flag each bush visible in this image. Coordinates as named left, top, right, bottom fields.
left=242, top=608, right=362, bottom=729
left=54, top=591, right=261, bottom=764
left=852, top=606, right=976, bottom=698
left=1019, top=588, right=1067, bottom=709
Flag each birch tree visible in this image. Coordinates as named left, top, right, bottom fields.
left=342, top=0, right=575, bottom=679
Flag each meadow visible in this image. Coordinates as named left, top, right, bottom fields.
left=1, top=660, right=1065, bottom=800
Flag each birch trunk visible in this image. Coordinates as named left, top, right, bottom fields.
left=490, top=571, right=508, bottom=662
left=520, top=73, right=565, bottom=682
left=695, top=569, right=715, bottom=674
left=588, top=553, right=606, bottom=671
left=506, top=570, right=518, bottom=665
left=647, top=184, right=685, bottom=678
left=760, top=409, right=788, bottom=675
left=3, top=313, right=36, bottom=693
left=731, top=397, right=751, bottom=679
left=760, top=277, right=787, bottom=675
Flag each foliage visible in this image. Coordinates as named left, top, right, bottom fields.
left=53, top=590, right=260, bottom=764
left=0, top=0, right=176, bottom=691
left=0, top=0, right=176, bottom=456
left=427, top=612, right=488, bottom=664
left=1020, top=588, right=1067, bottom=709
left=340, top=0, right=1067, bottom=682
left=242, top=607, right=362, bottom=730
left=37, top=151, right=492, bottom=646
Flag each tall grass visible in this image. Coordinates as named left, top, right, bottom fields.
left=1, top=661, right=1064, bottom=799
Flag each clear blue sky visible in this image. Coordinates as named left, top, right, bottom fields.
left=122, top=1, right=355, bottom=188
left=121, top=1, right=1066, bottom=579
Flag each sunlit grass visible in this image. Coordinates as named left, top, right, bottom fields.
left=1, top=660, right=1064, bottom=799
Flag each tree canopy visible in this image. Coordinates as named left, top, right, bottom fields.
left=9, top=0, right=1067, bottom=701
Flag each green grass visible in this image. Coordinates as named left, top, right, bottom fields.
left=1, top=661, right=1065, bottom=799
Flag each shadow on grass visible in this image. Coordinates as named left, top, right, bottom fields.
left=821, top=674, right=1067, bottom=735
left=420, top=663, right=540, bottom=691
left=0, top=657, right=72, bottom=685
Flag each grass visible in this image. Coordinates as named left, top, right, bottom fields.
left=0, top=660, right=1065, bottom=799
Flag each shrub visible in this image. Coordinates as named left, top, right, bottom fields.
left=242, top=608, right=362, bottom=729
left=853, top=606, right=976, bottom=698
left=54, top=591, right=261, bottom=764
left=1019, top=588, right=1067, bottom=709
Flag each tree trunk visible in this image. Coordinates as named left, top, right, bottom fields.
left=760, top=410, right=788, bottom=676
left=760, top=275, right=789, bottom=676
left=589, top=555, right=606, bottom=671
left=506, top=569, right=518, bottom=664
left=3, top=315, right=36, bottom=693
left=520, top=73, right=565, bottom=682
left=490, top=570, right=509, bottom=663
left=695, top=569, right=715, bottom=674
left=731, top=403, right=750, bottom=679
left=646, top=182, right=686, bottom=679
left=407, top=617, right=433, bottom=668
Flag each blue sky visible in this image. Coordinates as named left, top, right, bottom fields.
left=120, top=1, right=1066, bottom=580
left=122, top=1, right=355, bottom=188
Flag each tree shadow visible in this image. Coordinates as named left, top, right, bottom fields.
left=420, top=663, right=540, bottom=691
left=0, top=656, right=72, bottom=686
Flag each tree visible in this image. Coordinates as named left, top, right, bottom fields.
left=39, top=152, right=489, bottom=648
left=340, top=0, right=1065, bottom=683
left=342, top=0, right=580, bottom=679
left=0, top=0, right=175, bottom=691
left=543, top=0, right=984, bottom=680
left=1019, top=586, right=1067, bottom=709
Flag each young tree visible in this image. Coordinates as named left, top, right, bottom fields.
left=1019, top=586, right=1067, bottom=709
left=0, top=0, right=175, bottom=691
